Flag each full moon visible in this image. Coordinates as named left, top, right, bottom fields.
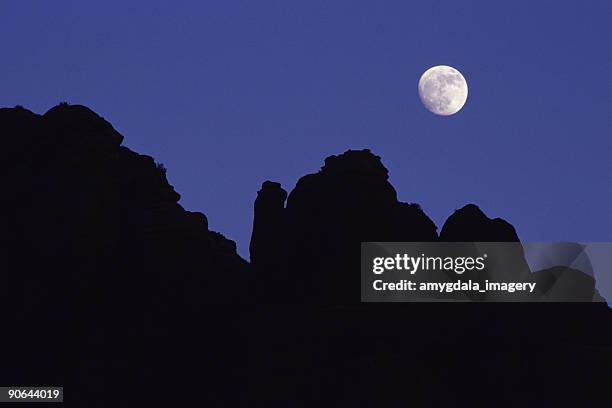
left=418, top=65, right=468, bottom=116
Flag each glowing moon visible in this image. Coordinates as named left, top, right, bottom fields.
left=418, top=65, right=468, bottom=116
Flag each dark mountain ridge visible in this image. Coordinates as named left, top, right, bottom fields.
left=250, top=149, right=603, bottom=303
left=1, top=104, right=249, bottom=405
left=2, top=104, right=610, bottom=406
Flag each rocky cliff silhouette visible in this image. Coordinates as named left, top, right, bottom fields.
left=2, top=104, right=610, bottom=406
left=251, top=149, right=437, bottom=303
left=250, top=152, right=603, bottom=303
left=247, top=149, right=611, bottom=405
left=1, top=104, right=250, bottom=406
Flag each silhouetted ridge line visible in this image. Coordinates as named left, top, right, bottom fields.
left=2, top=105, right=610, bottom=406
left=246, top=147, right=611, bottom=404
left=252, top=149, right=435, bottom=303
left=250, top=148, right=605, bottom=304
left=1, top=103, right=249, bottom=405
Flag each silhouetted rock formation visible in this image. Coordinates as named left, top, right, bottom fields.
left=249, top=180, right=287, bottom=284
left=437, top=204, right=532, bottom=300
left=439, top=203, right=519, bottom=242
left=250, top=149, right=438, bottom=303
left=251, top=160, right=605, bottom=304
left=246, top=148, right=611, bottom=405
left=1, top=104, right=248, bottom=405
left=2, top=105, right=610, bottom=406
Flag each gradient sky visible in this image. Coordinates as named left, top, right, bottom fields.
left=2, top=1, right=611, bottom=260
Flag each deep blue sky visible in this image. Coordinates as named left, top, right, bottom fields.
left=2, top=1, right=611, bottom=260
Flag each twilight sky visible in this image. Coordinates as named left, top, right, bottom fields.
left=2, top=1, right=611, bottom=259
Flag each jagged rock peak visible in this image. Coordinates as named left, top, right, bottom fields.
left=257, top=181, right=288, bottom=203
left=320, top=149, right=389, bottom=180
left=440, top=204, right=519, bottom=242
left=42, top=103, right=124, bottom=148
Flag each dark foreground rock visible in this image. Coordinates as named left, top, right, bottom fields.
left=1, top=104, right=249, bottom=406
left=250, top=149, right=438, bottom=303
left=248, top=149, right=611, bottom=405
left=1, top=105, right=610, bottom=406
